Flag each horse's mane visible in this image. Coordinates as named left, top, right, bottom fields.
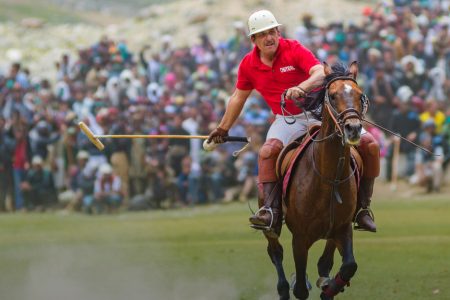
left=302, top=62, right=353, bottom=120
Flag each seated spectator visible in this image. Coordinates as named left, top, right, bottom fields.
left=0, top=116, right=14, bottom=211
left=59, top=150, right=94, bottom=212
left=175, top=155, right=192, bottom=206
left=442, top=109, right=450, bottom=170
left=146, top=158, right=176, bottom=208
left=410, top=120, right=445, bottom=192
left=90, top=163, right=122, bottom=214
left=235, top=150, right=258, bottom=202
left=21, top=155, right=57, bottom=211
left=167, top=115, right=191, bottom=177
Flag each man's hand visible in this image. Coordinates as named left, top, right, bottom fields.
left=286, top=86, right=307, bottom=100
left=207, top=127, right=229, bottom=144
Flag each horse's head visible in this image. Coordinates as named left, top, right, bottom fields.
left=323, top=61, right=368, bottom=146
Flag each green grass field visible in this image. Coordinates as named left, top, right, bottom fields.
left=1, top=185, right=449, bottom=300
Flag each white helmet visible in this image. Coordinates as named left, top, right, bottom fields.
left=247, top=10, right=282, bottom=36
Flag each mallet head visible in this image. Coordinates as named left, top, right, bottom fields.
left=202, top=139, right=218, bottom=151
left=78, top=121, right=105, bottom=151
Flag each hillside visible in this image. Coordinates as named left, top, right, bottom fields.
left=0, top=0, right=374, bottom=80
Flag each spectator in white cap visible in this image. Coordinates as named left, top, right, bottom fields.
left=398, top=55, right=427, bottom=94
left=59, top=150, right=94, bottom=212
left=90, top=163, right=122, bottom=214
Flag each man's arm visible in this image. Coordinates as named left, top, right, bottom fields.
left=207, top=88, right=252, bottom=143
left=286, top=64, right=325, bottom=99
left=218, top=88, right=252, bottom=130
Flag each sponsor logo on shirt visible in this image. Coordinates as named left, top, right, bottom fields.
left=279, top=65, right=296, bottom=73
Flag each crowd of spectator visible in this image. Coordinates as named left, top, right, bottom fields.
left=0, top=0, right=448, bottom=213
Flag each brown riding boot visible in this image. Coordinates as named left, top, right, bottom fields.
left=249, top=138, right=283, bottom=234
left=354, top=177, right=376, bottom=232
left=249, top=181, right=282, bottom=229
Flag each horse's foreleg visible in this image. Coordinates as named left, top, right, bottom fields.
left=320, top=224, right=357, bottom=299
left=316, top=239, right=336, bottom=293
left=317, top=239, right=336, bottom=278
left=265, top=226, right=290, bottom=300
left=292, top=236, right=309, bottom=300
left=336, top=224, right=357, bottom=281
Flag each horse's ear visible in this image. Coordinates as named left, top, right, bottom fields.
left=323, top=61, right=332, bottom=76
left=349, top=61, right=358, bottom=79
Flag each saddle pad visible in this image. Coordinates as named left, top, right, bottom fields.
left=280, top=131, right=319, bottom=200
left=276, top=124, right=321, bottom=179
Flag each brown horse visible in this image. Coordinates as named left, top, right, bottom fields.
left=264, top=61, right=368, bottom=300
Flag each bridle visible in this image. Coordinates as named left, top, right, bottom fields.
left=319, top=76, right=369, bottom=238
left=280, top=76, right=369, bottom=144
left=281, top=76, right=369, bottom=238
left=322, top=76, right=369, bottom=138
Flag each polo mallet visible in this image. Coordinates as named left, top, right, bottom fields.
left=78, top=122, right=251, bottom=156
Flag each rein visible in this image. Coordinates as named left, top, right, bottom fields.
left=281, top=76, right=364, bottom=238
left=319, top=77, right=363, bottom=238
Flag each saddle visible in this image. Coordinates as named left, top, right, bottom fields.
left=276, top=126, right=363, bottom=202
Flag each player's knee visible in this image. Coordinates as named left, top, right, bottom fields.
left=259, top=138, right=283, bottom=160
left=360, top=133, right=380, bottom=157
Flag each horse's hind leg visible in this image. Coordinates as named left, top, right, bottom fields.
left=265, top=226, right=290, bottom=300
left=292, top=236, right=310, bottom=300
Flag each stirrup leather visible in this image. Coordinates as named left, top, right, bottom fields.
left=353, top=207, right=375, bottom=231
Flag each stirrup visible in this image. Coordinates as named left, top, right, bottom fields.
left=250, top=206, right=274, bottom=229
left=353, top=207, right=375, bottom=231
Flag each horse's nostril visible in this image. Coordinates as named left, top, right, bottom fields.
left=344, top=123, right=362, bottom=133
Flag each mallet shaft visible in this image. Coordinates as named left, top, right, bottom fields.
left=96, top=134, right=209, bottom=139
left=96, top=135, right=249, bottom=142
left=79, top=121, right=249, bottom=152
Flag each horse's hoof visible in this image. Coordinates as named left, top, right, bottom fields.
left=305, top=273, right=312, bottom=291
left=279, top=293, right=290, bottom=300
left=289, top=273, right=296, bottom=290
left=316, top=277, right=331, bottom=289
left=320, top=292, right=334, bottom=300
left=277, top=281, right=290, bottom=300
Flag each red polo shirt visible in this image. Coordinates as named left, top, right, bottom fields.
left=236, top=38, right=320, bottom=115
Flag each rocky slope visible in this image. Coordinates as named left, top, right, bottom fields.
left=0, top=0, right=372, bottom=80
